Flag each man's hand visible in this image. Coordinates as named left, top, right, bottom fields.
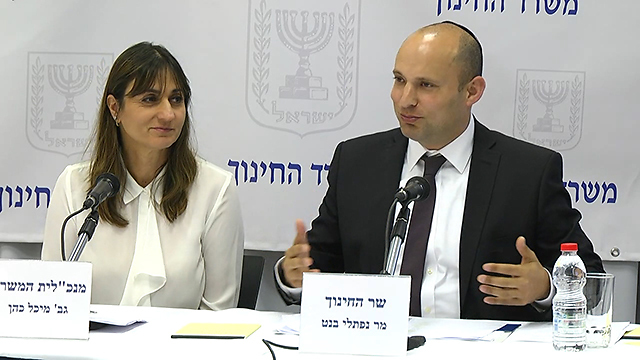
left=476, top=236, right=550, bottom=306
left=281, top=219, right=320, bottom=288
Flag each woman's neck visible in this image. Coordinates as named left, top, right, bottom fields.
left=123, top=148, right=168, bottom=187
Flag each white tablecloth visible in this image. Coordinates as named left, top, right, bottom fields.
left=0, top=305, right=637, bottom=359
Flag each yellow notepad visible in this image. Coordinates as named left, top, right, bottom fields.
left=622, top=327, right=640, bottom=340
left=171, top=323, right=261, bottom=339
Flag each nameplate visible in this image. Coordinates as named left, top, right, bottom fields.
left=299, top=272, right=410, bottom=356
left=0, top=259, right=92, bottom=339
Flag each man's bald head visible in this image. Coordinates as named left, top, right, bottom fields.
left=415, top=21, right=483, bottom=89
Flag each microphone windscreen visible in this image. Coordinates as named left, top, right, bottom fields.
left=96, top=172, right=121, bottom=195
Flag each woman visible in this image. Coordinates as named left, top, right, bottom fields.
left=41, top=42, right=244, bottom=310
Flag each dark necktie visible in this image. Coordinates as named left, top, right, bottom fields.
left=400, top=154, right=446, bottom=317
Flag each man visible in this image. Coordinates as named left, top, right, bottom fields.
left=275, top=21, right=603, bottom=321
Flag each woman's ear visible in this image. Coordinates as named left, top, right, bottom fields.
left=106, top=95, right=119, bottom=119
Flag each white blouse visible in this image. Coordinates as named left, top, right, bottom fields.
left=41, top=158, right=244, bottom=311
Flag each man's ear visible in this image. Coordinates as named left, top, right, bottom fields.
left=465, top=76, right=486, bottom=107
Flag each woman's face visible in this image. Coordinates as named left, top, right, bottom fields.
left=109, top=75, right=186, bottom=158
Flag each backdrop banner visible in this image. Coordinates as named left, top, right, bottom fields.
left=0, top=0, right=636, bottom=261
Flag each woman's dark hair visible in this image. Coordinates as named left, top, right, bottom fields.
left=89, top=41, right=197, bottom=226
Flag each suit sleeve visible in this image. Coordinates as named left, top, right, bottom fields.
left=535, top=152, right=604, bottom=273
left=306, top=141, right=346, bottom=273
left=274, top=142, right=346, bottom=306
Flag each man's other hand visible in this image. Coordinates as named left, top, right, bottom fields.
left=281, top=219, right=320, bottom=288
left=477, top=236, right=551, bottom=306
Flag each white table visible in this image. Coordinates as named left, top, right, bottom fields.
left=0, top=305, right=637, bottom=359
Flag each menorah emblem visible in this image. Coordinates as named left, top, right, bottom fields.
left=531, top=79, right=569, bottom=133
left=48, top=64, right=94, bottom=130
left=275, top=9, right=334, bottom=100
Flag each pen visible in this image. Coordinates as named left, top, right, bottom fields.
left=171, top=334, right=245, bottom=339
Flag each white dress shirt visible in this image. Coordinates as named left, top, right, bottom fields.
left=400, top=118, right=474, bottom=318
left=42, top=158, right=244, bottom=310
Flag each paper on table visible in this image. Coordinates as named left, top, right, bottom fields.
left=625, top=324, right=640, bottom=331
left=506, top=321, right=630, bottom=344
left=614, top=322, right=634, bottom=342
left=504, top=322, right=550, bottom=343
left=621, top=324, right=640, bottom=339
left=274, top=314, right=300, bottom=335
left=409, top=317, right=516, bottom=341
left=89, top=304, right=146, bottom=327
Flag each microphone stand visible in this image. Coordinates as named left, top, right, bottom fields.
left=383, top=203, right=412, bottom=275
left=380, top=198, right=428, bottom=352
left=69, top=209, right=99, bottom=262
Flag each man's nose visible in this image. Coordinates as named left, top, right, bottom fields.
left=400, top=84, right=418, bottom=108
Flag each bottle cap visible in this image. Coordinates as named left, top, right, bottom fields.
left=560, top=243, right=578, bottom=251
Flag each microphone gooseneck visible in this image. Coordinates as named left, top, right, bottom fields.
left=383, top=177, right=432, bottom=275
left=61, top=172, right=121, bottom=261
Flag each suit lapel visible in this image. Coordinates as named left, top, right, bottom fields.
left=368, top=129, right=407, bottom=272
left=458, top=121, right=501, bottom=308
left=379, top=129, right=408, bottom=192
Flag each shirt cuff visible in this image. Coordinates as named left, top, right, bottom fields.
left=532, top=267, right=555, bottom=310
left=274, top=256, right=302, bottom=301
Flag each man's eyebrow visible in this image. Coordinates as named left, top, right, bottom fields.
left=392, top=72, right=434, bottom=83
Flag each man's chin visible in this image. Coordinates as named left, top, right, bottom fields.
left=398, top=123, right=419, bottom=140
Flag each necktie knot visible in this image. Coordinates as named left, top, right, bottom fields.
left=422, top=154, right=446, bottom=176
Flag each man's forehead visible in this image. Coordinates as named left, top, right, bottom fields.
left=396, top=38, right=457, bottom=66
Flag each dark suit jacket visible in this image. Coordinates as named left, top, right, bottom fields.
left=279, top=120, right=603, bottom=321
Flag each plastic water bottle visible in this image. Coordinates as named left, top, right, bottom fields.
left=552, top=242, right=587, bottom=351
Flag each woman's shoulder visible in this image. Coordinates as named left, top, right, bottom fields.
left=56, top=161, right=91, bottom=186
left=50, top=161, right=92, bottom=205
left=193, top=157, right=235, bottom=191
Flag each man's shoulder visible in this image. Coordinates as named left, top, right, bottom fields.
left=340, top=128, right=405, bottom=149
left=479, top=123, right=558, bottom=158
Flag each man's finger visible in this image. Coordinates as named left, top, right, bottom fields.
left=283, top=253, right=313, bottom=270
left=483, top=295, right=528, bottom=306
left=479, top=285, right=529, bottom=305
left=477, top=274, right=518, bottom=290
left=516, top=236, right=538, bottom=264
left=479, top=284, right=510, bottom=297
left=293, top=219, right=309, bottom=245
left=482, top=263, right=521, bottom=277
left=284, top=243, right=311, bottom=259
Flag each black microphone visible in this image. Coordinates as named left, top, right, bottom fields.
left=82, top=173, right=120, bottom=210
left=394, top=176, right=430, bottom=203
